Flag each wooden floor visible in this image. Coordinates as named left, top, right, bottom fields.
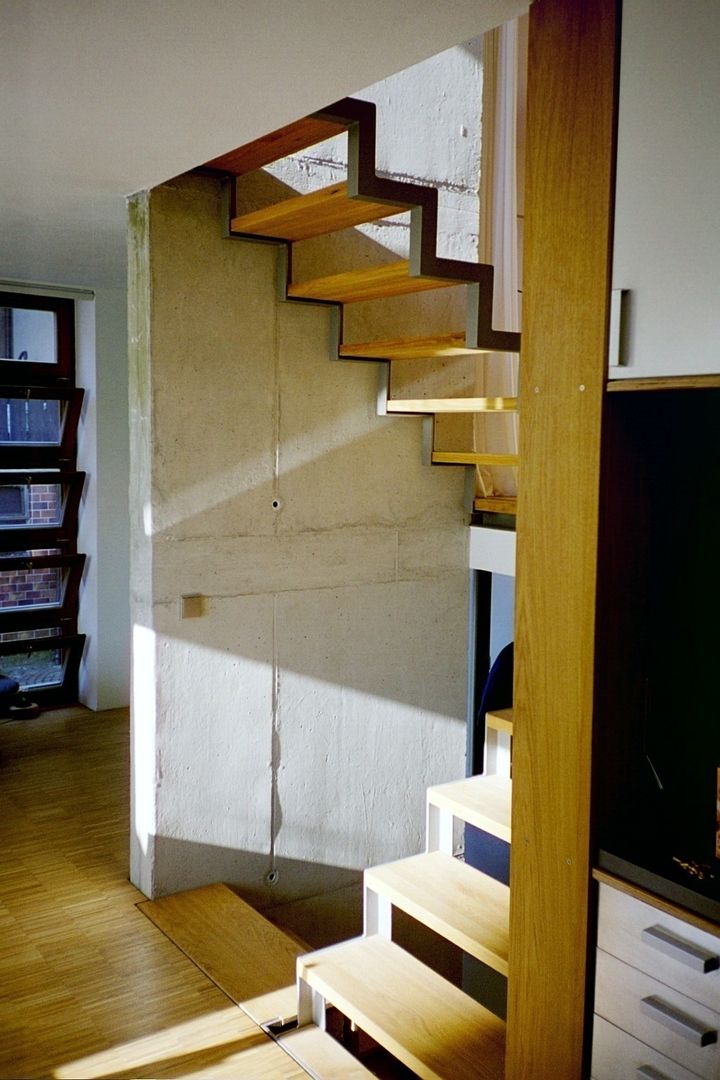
left=0, top=706, right=309, bottom=1080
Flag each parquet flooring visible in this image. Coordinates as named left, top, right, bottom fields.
left=0, top=706, right=308, bottom=1079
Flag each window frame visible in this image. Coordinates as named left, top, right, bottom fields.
left=0, top=292, right=75, bottom=386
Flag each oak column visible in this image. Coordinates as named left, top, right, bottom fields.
left=506, top=1, right=619, bottom=1076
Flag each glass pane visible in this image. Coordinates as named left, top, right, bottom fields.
left=0, top=306, right=57, bottom=364
left=0, top=635, right=65, bottom=689
left=0, top=548, right=61, bottom=560
left=0, top=567, right=65, bottom=611
left=0, top=399, right=62, bottom=445
left=0, top=481, right=62, bottom=527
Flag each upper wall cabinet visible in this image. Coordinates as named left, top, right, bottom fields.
left=610, top=0, right=720, bottom=380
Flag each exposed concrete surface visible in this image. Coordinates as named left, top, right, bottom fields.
left=130, top=172, right=469, bottom=902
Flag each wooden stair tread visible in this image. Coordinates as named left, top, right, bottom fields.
left=240, top=984, right=298, bottom=1028
left=137, top=883, right=301, bottom=1004
left=365, top=851, right=509, bottom=975
left=427, top=775, right=511, bottom=842
left=298, top=935, right=505, bottom=1080
left=433, top=451, right=520, bottom=467
left=287, top=261, right=462, bottom=304
left=204, top=117, right=345, bottom=176
left=231, top=181, right=403, bottom=241
left=278, top=1026, right=374, bottom=1078
left=474, top=496, right=518, bottom=514
left=387, top=397, right=517, bottom=414
left=486, top=708, right=514, bottom=735
left=339, top=332, right=483, bottom=360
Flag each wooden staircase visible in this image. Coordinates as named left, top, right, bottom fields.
left=191, top=96, right=520, bottom=1076
left=292, top=762, right=511, bottom=1077
left=205, top=95, right=521, bottom=497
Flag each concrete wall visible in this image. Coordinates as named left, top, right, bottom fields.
left=129, top=172, right=470, bottom=903
left=264, top=39, right=484, bottom=265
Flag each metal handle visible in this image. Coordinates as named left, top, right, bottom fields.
left=637, top=1067, right=671, bottom=1080
left=641, top=995, right=718, bottom=1047
left=642, top=924, right=720, bottom=974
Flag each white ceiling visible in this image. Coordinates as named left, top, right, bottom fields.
left=0, top=0, right=526, bottom=289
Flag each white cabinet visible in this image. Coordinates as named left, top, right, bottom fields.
left=610, top=0, right=720, bottom=380
left=593, top=880, right=720, bottom=1079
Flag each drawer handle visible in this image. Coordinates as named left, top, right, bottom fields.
left=637, top=1067, right=672, bottom=1080
left=641, top=995, right=718, bottom=1047
left=642, top=924, right=720, bottom=973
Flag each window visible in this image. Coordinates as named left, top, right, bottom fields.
left=0, top=291, right=85, bottom=705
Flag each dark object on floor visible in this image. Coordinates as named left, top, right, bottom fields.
left=0, top=675, right=40, bottom=720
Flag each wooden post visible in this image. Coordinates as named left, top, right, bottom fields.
left=506, top=1, right=619, bottom=1077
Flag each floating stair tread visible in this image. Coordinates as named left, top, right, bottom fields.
left=433, top=451, right=520, bottom=467
left=365, top=851, right=509, bottom=975
left=278, top=1026, right=374, bottom=1078
left=387, top=397, right=517, bottom=414
left=339, top=332, right=482, bottom=360
left=231, top=182, right=403, bottom=241
left=240, top=984, right=298, bottom=1028
left=298, top=935, right=505, bottom=1080
left=486, top=708, right=514, bottom=735
left=287, top=261, right=462, bottom=304
left=204, top=116, right=345, bottom=176
left=427, top=775, right=511, bottom=842
left=474, top=496, right=518, bottom=515
left=137, top=882, right=301, bottom=1004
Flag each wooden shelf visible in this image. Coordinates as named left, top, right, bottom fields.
left=339, top=332, right=484, bottom=360
left=486, top=708, right=514, bottom=736
left=204, top=117, right=345, bottom=176
left=387, top=397, right=517, bottom=414
left=298, top=935, right=506, bottom=1080
left=427, top=775, right=511, bottom=843
left=607, top=374, right=720, bottom=392
left=231, top=182, right=403, bottom=242
left=435, top=452, right=519, bottom=467
left=287, top=261, right=462, bottom=304
left=278, top=1025, right=374, bottom=1077
left=365, top=851, right=509, bottom=975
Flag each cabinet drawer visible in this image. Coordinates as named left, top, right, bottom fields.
left=592, top=1015, right=703, bottom=1080
left=598, top=883, right=720, bottom=1012
left=596, top=950, right=720, bottom=1079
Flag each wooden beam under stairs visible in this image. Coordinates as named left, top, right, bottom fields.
left=287, top=260, right=461, bottom=304
left=297, top=934, right=506, bottom=1080
left=427, top=775, right=511, bottom=843
left=231, top=181, right=404, bottom=242
left=365, top=850, right=509, bottom=975
left=387, top=396, right=517, bottom=414
left=204, top=117, right=345, bottom=176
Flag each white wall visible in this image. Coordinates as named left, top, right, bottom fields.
left=76, top=289, right=130, bottom=709
left=129, top=173, right=470, bottom=903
